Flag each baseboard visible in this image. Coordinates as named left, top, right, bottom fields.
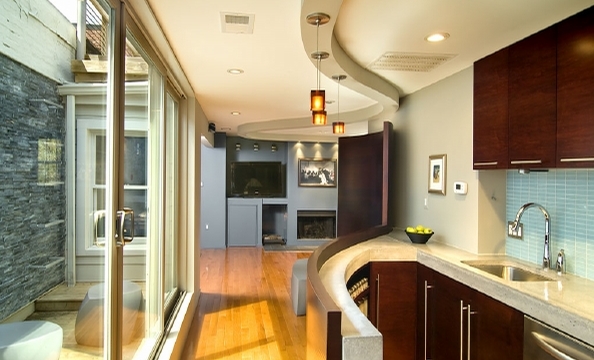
left=0, top=302, right=35, bottom=323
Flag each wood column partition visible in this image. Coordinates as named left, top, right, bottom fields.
left=337, top=122, right=393, bottom=236
left=306, top=122, right=393, bottom=359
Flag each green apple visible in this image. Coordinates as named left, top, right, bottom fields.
left=406, top=227, right=416, bottom=233
left=416, top=225, right=425, bottom=232
left=424, top=228, right=432, bottom=234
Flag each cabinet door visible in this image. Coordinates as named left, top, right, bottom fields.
left=473, top=48, right=509, bottom=170
left=227, top=201, right=260, bottom=246
left=472, top=290, right=523, bottom=360
left=432, top=271, right=523, bottom=360
left=416, top=264, right=435, bottom=360
left=369, top=262, right=417, bottom=360
left=508, top=26, right=557, bottom=169
left=557, top=6, right=594, bottom=167
left=433, top=272, right=473, bottom=360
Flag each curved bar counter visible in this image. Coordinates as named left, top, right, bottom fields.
left=306, top=228, right=594, bottom=360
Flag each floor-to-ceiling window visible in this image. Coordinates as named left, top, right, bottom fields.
left=0, top=0, right=183, bottom=358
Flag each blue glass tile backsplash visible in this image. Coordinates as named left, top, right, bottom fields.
left=506, top=169, right=594, bottom=280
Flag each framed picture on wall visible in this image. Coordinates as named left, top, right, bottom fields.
left=298, top=158, right=337, bottom=187
left=428, top=154, right=446, bottom=195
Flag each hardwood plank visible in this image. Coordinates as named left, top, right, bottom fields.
left=181, top=248, right=310, bottom=359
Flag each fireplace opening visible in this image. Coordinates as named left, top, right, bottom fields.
left=297, top=210, right=336, bottom=240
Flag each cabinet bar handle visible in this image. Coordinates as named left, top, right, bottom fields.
left=510, top=160, right=542, bottom=165
left=460, top=301, right=464, bottom=360
left=424, top=282, right=433, bottom=360
left=473, top=161, right=498, bottom=166
left=467, top=304, right=471, bottom=360
left=560, top=157, right=594, bottom=163
left=376, top=274, right=380, bottom=329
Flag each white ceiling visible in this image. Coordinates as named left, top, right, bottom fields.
left=146, top=0, right=594, bottom=142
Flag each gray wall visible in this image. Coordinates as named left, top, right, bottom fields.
left=0, top=53, right=66, bottom=321
left=200, top=133, right=227, bottom=248
left=287, top=142, right=338, bottom=245
left=199, top=136, right=338, bottom=248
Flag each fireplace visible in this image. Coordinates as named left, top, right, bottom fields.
left=297, top=210, right=336, bottom=240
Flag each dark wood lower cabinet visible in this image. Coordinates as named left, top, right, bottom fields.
left=366, top=262, right=523, bottom=360
left=368, top=262, right=417, bottom=360
left=416, top=264, right=435, bottom=360
left=431, top=271, right=524, bottom=360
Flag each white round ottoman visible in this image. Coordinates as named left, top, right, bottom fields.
left=75, top=280, right=142, bottom=347
left=0, top=320, right=62, bottom=360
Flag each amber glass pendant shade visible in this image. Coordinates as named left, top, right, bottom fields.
left=332, top=122, right=345, bottom=134
left=312, top=110, right=327, bottom=125
left=310, top=90, right=325, bottom=111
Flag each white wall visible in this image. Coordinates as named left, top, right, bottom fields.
left=391, top=67, right=506, bottom=254
left=0, top=0, right=75, bottom=83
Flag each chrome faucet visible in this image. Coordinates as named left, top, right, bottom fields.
left=512, top=203, right=551, bottom=270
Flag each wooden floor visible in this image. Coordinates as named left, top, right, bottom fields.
left=181, top=247, right=311, bottom=360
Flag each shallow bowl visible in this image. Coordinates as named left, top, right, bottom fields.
left=406, top=231, right=434, bottom=244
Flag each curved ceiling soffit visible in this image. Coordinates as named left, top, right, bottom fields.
left=236, top=103, right=385, bottom=143
left=238, top=0, right=400, bottom=143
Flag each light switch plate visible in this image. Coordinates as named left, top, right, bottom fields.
left=507, top=221, right=523, bottom=239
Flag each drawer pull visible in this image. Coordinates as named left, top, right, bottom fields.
left=510, top=160, right=542, bottom=165
left=474, top=161, right=498, bottom=166
left=560, top=157, right=594, bottom=163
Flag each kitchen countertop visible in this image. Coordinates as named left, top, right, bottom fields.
left=318, top=230, right=594, bottom=358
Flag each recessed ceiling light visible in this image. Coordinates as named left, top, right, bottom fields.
left=231, top=111, right=241, bottom=116
left=227, top=68, right=244, bottom=75
left=425, top=32, right=450, bottom=42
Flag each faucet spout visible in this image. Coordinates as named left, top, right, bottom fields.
left=513, top=202, right=551, bottom=269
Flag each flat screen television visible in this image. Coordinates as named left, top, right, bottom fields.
left=230, top=161, right=285, bottom=197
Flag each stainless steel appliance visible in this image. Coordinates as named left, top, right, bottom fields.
left=524, top=316, right=594, bottom=359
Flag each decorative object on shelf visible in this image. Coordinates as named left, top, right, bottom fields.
left=253, top=143, right=259, bottom=151
left=306, top=12, right=330, bottom=125
left=332, top=74, right=346, bottom=134
left=428, top=154, right=447, bottom=195
left=235, top=143, right=241, bottom=151
left=271, top=144, right=277, bottom=152
left=348, top=277, right=369, bottom=306
left=298, top=158, right=337, bottom=187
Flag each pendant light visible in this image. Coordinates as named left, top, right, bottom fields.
left=332, top=75, right=346, bottom=134
left=307, top=12, right=330, bottom=125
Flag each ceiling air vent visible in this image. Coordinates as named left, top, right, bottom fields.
left=220, top=12, right=255, bottom=34
left=368, top=52, right=457, bottom=72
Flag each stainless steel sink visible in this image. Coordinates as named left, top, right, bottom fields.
left=462, top=261, right=556, bottom=282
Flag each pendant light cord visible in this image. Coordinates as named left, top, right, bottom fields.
left=337, top=77, right=340, bottom=120
left=316, top=19, right=321, bottom=91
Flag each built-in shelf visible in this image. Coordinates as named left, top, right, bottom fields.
left=28, top=257, right=65, bottom=270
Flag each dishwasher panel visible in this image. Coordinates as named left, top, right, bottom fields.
left=524, top=316, right=594, bottom=360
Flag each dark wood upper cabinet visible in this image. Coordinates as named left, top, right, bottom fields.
left=473, top=6, right=594, bottom=170
left=556, top=6, right=594, bottom=167
left=473, top=48, right=509, bottom=170
left=508, top=26, right=557, bottom=169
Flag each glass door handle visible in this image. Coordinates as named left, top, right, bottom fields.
left=94, top=210, right=107, bottom=247
left=116, top=207, right=134, bottom=245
